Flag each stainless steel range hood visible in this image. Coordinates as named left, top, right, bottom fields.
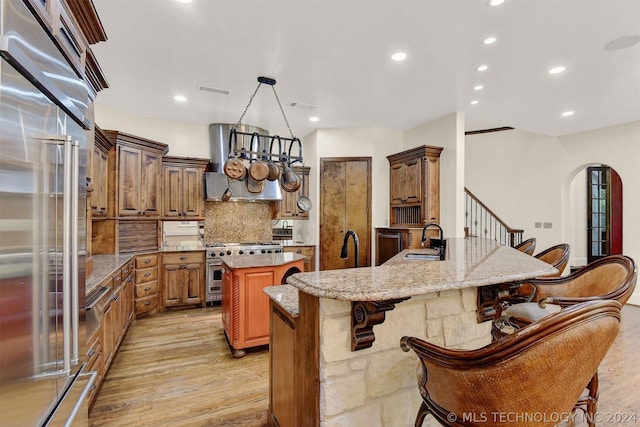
left=205, top=172, right=282, bottom=201
left=207, top=123, right=282, bottom=201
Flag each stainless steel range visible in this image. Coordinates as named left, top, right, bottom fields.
left=205, top=242, right=284, bottom=303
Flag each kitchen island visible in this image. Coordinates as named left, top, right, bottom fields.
left=263, top=238, right=557, bottom=427
left=222, top=252, right=305, bottom=357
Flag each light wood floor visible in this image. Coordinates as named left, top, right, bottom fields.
left=89, top=305, right=640, bottom=426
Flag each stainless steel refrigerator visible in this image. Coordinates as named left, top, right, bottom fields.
left=1, top=0, right=95, bottom=425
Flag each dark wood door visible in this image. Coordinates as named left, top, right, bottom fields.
left=587, top=166, right=623, bottom=263
left=319, top=158, right=371, bottom=270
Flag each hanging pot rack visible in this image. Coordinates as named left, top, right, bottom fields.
left=227, top=76, right=304, bottom=168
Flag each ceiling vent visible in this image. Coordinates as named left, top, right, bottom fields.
left=198, top=85, right=230, bottom=95
left=289, top=101, right=316, bottom=110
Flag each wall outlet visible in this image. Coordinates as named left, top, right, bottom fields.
left=534, top=222, right=542, bottom=228
left=543, top=222, right=553, bottom=229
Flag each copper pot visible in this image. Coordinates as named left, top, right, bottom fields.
left=223, top=128, right=247, bottom=180
left=248, top=133, right=269, bottom=182
left=280, top=162, right=301, bottom=192
left=267, top=136, right=282, bottom=181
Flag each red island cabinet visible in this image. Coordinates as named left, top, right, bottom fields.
left=221, top=254, right=304, bottom=357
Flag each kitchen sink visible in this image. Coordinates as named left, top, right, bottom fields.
left=403, top=252, right=442, bottom=261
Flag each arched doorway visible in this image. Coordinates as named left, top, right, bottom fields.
left=567, top=164, right=623, bottom=268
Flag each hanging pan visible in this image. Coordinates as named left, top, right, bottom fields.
left=267, top=136, right=282, bottom=181
left=296, top=166, right=311, bottom=212
left=223, top=129, right=247, bottom=180
left=248, top=132, right=269, bottom=182
left=280, top=138, right=301, bottom=193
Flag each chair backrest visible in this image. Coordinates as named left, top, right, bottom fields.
left=533, top=254, right=637, bottom=305
left=514, top=238, right=536, bottom=255
left=534, top=243, right=570, bottom=276
left=401, top=300, right=622, bottom=427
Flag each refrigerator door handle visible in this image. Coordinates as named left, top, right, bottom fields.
left=64, top=371, right=97, bottom=427
left=70, top=138, right=80, bottom=364
left=62, top=136, right=73, bottom=373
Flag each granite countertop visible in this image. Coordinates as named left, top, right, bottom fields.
left=263, top=285, right=300, bottom=317
left=285, top=238, right=558, bottom=301
left=86, top=253, right=139, bottom=294
left=222, top=252, right=306, bottom=269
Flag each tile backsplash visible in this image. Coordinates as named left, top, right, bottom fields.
left=204, top=201, right=274, bottom=243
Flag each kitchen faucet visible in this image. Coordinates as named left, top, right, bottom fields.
left=421, top=223, right=443, bottom=246
left=340, top=230, right=360, bottom=268
left=421, top=223, right=446, bottom=260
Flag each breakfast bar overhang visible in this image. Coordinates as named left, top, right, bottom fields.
left=264, top=238, right=558, bottom=427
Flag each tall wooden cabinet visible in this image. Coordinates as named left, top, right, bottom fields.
left=387, top=145, right=443, bottom=227
left=162, top=156, right=209, bottom=218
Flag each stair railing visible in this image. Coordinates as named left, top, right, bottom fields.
left=464, top=188, right=523, bottom=247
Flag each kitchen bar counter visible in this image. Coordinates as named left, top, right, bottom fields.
left=264, top=238, right=559, bottom=426
left=285, top=237, right=556, bottom=301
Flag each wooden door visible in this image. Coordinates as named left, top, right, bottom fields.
left=403, top=159, right=422, bottom=203
left=320, top=158, right=371, bottom=270
left=184, top=263, right=203, bottom=304
left=140, top=150, right=162, bottom=216
left=182, top=167, right=202, bottom=217
left=118, top=145, right=141, bottom=216
left=587, top=166, right=623, bottom=262
left=163, top=166, right=183, bottom=217
left=162, top=264, right=183, bottom=306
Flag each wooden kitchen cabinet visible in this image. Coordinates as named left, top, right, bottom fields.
left=102, top=262, right=134, bottom=374
left=161, top=251, right=205, bottom=309
left=284, top=245, right=315, bottom=272
left=134, top=254, right=159, bottom=316
left=104, top=130, right=168, bottom=218
left=90, top=126, right=113, bottom=217
left=387, top=145, right=443, bottom=227
left=222, top=257, right=304, bottom=357
left=374, top=227, right=423, bottom=266
left=162, top=156, right=209, bottom=218
left=276, top=166, right=310, bottom=219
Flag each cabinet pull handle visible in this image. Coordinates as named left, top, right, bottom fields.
left=296, top=250, right=301, bottom=254
left=180, top=256, right=187, bottom=260
left=144, top=301, right=150, bottom=306
left=144, top=272, right=151, bottom=277
left=112, top=294, right=119, bottom=301
left=144, top=287, right=151, bottom=291
left=88, top=349, right=96, bottom=357
left=144, top=259, right=151, bottom=264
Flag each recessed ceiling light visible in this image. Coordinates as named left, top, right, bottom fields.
left=391, top=52, right=407, bottom=61
left=605, top=34, right=640, bottom=51
left=477, top=65, right=488, bottom=72
left=176, top=0, right=192, bottom=3
left=561, top=111, right=574, bottom=117
left=473, top=85, right=484, bottom=91
left=483, top=37, right=497, bottom=45
left=549, top=66, right=566, bottom=74
left=470, top=100, right=479, bottom=105
left=309, top=116, right=319, bottom=122
left=489, top=0, right=505, bottom=6
left=174, top=95, right=187, bottom=102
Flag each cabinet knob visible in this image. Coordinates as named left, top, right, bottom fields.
left=144, top=272, right=151, bottom=277
left=144, top=259, right=151, bottom=264
left=296, top=250, right=301, bottom=254
left=180, top=256, right=187, bottom=260
left=144, top=287, right=151, bottom=291
left=144, top=301, right=150, bottom=306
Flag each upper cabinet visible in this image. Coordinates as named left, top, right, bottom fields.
left=104, top=131, right=168, bottom=218
left=162, top=156, right=209, bottom=219
left=91, top=126, right=113, bottom=216
left=387, top=145, right=443, bottom=227
left=276, top=166, right=310, bottom=220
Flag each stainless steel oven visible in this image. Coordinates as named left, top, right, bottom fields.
left=205, top=242, right=283, bottom=303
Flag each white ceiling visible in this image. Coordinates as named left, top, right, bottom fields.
left=91, top=0, right=640, bottom=138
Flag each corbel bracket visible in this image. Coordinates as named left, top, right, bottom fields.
left=351, top=298, right=410, bottom=351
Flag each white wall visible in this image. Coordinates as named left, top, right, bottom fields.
left=466, top=120, right=640, bottom=305
left=403, top=112, right=465, bottom=238
left=96, top=103, right=210, bottom=158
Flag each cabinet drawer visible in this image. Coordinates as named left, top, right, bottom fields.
left=285, top=246, right=314, bottom=257
left=135, top=254, right=158, bottom=269
left=135, top=295, right=158, bottom=314
left=135, top=281, right=158, bottom=298
left=121, top=260, right=135, bottom=278
left=135, top=266, right=158, bottom=284
left=162, top=252, right=204, bottom=265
